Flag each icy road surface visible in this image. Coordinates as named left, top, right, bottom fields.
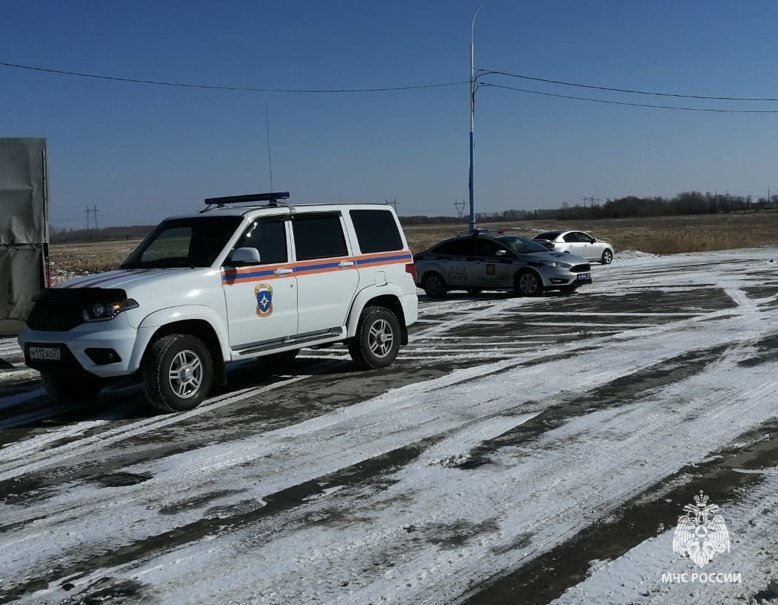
left=1, top=249, right=777, bottom=604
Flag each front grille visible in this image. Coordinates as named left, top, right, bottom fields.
left=571, top=264, right=591, bottom=273
left=26, top=288, right=128, bottom=332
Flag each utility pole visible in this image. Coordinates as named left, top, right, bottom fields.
left=454, top=199, right=466, bottom=219
left=84, top=206, right=99, bottom=230
left=468, top=0, right=488, bottom=234
left=385, top=198, right=398, bottom=213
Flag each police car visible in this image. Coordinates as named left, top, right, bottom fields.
left=413, top=232, right=592, bottom=297
left=19, top=193, right=418, bottom=412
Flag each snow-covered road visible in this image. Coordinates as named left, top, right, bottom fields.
left=1, top=249, right=777, bottom=604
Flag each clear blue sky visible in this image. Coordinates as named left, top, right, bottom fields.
left=3, top=1, right=778, bottom=228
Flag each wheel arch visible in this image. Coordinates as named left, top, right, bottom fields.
left=136, top=318, right=227, bottom=385
left=514, top=267, right=544, bottom=295
left=346, top=289, right=408, bottom=345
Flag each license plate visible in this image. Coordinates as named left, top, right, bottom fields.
left=577, top=272, right=591, bottom=281
left=29, top=346, right=61, bottom=361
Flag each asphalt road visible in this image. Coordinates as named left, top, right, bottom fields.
left=1, top=249, right=777, bottom=604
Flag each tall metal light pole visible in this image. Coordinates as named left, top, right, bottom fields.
left=468, top=0, right=487, bottom=234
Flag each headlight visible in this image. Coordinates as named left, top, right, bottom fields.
left=82, top=299, right=139, bottom=322
left=540, top=260, right=572, bottom=269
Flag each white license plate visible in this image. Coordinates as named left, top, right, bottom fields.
left=29, top=346, right=61, bottom=361
left=577, top=272, right=591, bottom=281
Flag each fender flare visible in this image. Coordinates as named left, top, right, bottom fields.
left=127, top=305, right=231, bottom=372
left=346, top=284, right=407, bottom=338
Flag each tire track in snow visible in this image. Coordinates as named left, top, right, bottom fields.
left=1, top=300, right=773, bottom=603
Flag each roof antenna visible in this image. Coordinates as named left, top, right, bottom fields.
left=265, top=101, right=274, bottom=192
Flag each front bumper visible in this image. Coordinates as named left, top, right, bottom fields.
left=19, top=315, right=140, bottom=378
left=537, top=266, right=592, bottom=288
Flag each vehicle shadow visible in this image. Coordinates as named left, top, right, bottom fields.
left=0, top=357, right=342, bottom=431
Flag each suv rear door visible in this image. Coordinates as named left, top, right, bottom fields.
left=292, top=212, right=359, bottom=335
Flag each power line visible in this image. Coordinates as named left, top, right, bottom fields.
left=481, top=69, right=778, bottom=102
left=5, top=59, right=778, bottom=112
left=482, top=83, right=778, bottom=113
left=0, top=61, right=466, bottom=93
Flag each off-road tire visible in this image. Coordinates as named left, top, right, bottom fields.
left=515, top=270, right=543, bottom=297
left=142, top=334, right=213, bottom=413
left=348, top=306, right=401, bottom=370
left=42, top=372, right=103, bottom=402
left=422, top=272, right=447, bottom=298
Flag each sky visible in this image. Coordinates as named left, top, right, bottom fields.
left=3, top=0, right=778, bottom=228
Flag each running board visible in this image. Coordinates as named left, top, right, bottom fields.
left=233, top=327, right=345, bottom=357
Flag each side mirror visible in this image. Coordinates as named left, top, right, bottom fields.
left=230, top=247, right=261, bottom=265
left=495, top=249, right=507, bottom=256
left=543, top=241, right=555, bottom=249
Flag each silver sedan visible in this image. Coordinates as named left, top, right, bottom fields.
left=413, top=233, right=592, bottom=298
left=533, top=230, right=614, bottom=264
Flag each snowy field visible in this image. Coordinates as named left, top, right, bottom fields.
left=1, top=248, right=777, bottom=604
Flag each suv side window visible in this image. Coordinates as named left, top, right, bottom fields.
left=234, top=218, right=287, bottom=265
left=479, top=239, right=512, bottom=258
left=432, top=239, right=471, bottom=256
left=293, top=213, right=348, bottom=260
left=349, top=209, right=403, bottom=253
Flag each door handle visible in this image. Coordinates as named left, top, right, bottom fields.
left=338, top=260, right=355, bottom=267
left=274, top=268, right=293, bottom=275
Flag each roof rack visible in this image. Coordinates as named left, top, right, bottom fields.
left=203, top=192, right=290, bottom=208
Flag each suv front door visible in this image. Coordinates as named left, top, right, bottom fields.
left=222, top=217, right=298, bottom=349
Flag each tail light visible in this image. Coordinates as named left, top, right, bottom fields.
left=405, top=263, right=417, bottom=282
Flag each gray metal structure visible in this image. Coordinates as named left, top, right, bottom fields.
left=0, top=138, right=49, bottom=336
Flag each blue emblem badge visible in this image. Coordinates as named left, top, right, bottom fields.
left=254, top=283, right=273, bottom=317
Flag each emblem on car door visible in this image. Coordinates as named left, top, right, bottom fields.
left=254, top=283, right=273, bottom=317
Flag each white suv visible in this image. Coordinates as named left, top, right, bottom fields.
left=19, top=193, right=418, bottom=412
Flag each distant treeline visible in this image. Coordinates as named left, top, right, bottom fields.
left=401, top=191, right=778, bottom=225
left=49, top=191, right=777, bottom=242
left=50, top=224, right=152, bottom=244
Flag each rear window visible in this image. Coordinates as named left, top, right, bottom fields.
left=534, top=231, right=561, bottom=240
left=292, top=213, right=348, bottom=260
left=349, top=209, right=404, bottom=253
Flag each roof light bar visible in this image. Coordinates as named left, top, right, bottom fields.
left=204, top=192, right=290, bottom=206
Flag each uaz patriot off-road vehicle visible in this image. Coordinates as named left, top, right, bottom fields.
left=19, top=193, right=418, bottom=412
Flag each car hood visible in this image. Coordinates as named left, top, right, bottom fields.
left=56, top=267, right=219, bottom=296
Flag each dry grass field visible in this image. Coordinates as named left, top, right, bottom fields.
left=49, top=212, right=778, bottom=283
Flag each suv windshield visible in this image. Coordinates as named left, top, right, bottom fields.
left=497, top=235, right=551, bottom=255
left=121, top=216, right=242, bottom=269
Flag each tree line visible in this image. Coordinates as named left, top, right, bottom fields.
left=401, top=191, right=777, bottom=225
left=49, top=191, right=777, bottom=242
